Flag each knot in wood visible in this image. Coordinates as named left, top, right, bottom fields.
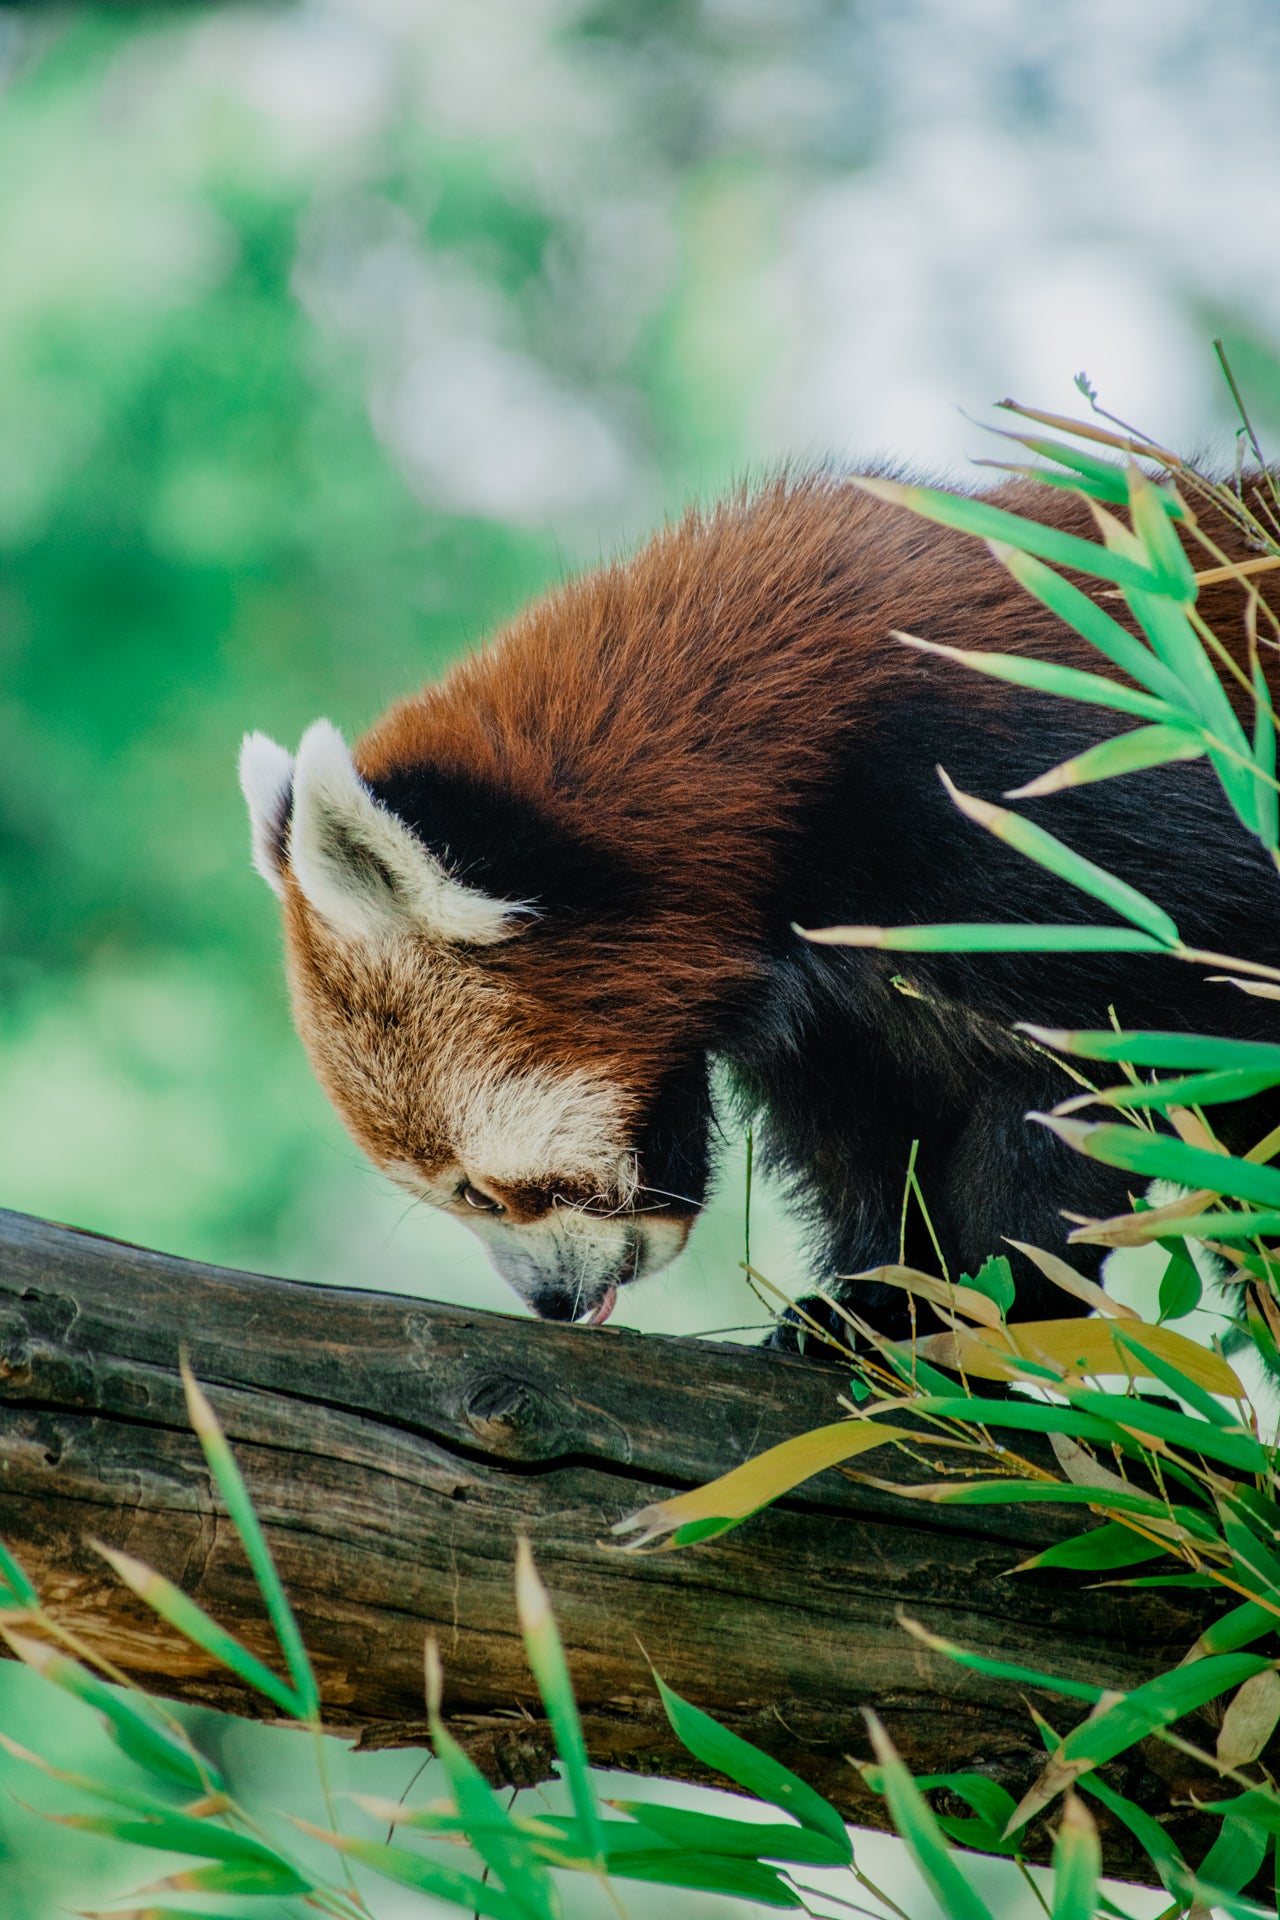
left=462, top=1370, right=557, bottom=1448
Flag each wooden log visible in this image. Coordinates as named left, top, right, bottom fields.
left=0, top=1207, right=1234, bottom=1882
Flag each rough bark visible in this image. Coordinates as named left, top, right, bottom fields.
left=0, top=1207, right=1242, bottom=1883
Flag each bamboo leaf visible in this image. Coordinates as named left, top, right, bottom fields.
left=1006, top=723, right=1205, bottom=800
left=596, top=1849, right=799, bottom=1903
left=849, top=475, right=1168, bottom=593
left=611, top=1419, right=909, bottom=1550
left=1012, top=1521, right=1167, bottom=1576
left=1110, top=1328, right=1246, bottom=1427
left=862, top=1712, right=997, bottom=1920
left=180, top=1361, right=319, bottom=1720
left=1062, top=1390, right=1267, bottom=1473
left=91, top=1541, right=303, bottom=1719
left=514, top=1538, right=604, bottom=1870
left=898, top=633, right=1189, bottom=722
left=802, top=922, right=1167, bottom=954
left=1078, top=1065, right=1280, bottom=1110
left=1217, top=1669, right=1280, bottom=1769
left=909, top=1316, right=1245, bottom=1396
left=1195, top=1814, right=1271, bottom=1899
left=0, top=1630, right=209, bottom=1792
left=852, top=1263, right=1006, bottom=1329
left=1024, top=1027, right=1280, bottom=1072
left=423, top=1639, right=558, bottom=1920
left=992, top=546, right=1193, bottom=703
left=1186, top=1600, right=1279, bottom=1664
left=43, top=1806, right=309, bottom=1887
left=899, top=1617, right=1105, bottom=1705
left=1078, top=1771, right=1186, bottom=1891
left=1126, top=461, right=1198, bottom=601
left=1007, top=1652, right=1274, bottom=1831
left=1050, top=1793, right=1102, bottom=1920
left=937, top=770, right=1181, bottom=945
left=295, top=1821, right=521, bottom=1919
left=655, top=1674, right=851, bottom=1857
left=0, top=1538, right=38, bottom=1611
left=607, top=1800, right=849, bottom=1866
left=1252, top=658, right=1279, bottom=851
left=1003, top=1240, right=1141, bottom=1319
left=1034, top=1115, right=1280, bottom=1211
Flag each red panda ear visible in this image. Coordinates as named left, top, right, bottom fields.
left=239, top=731, right=295, bottom=899
left=285, top=720, right=526, bottom=946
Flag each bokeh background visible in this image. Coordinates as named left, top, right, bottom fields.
left=2, top=1, right=1279, bottom=1914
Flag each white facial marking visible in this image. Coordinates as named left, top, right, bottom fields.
left=286, top=718, right=526, bottom=946
left=382, top=1064, right=688, bottom=1320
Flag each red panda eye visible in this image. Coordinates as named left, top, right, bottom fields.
left=460, top=1182, right=504, bottom=1214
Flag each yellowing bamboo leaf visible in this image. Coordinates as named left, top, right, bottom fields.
left=852, top=1264, right=1006, bottom=1330
left=610, top=1420, right=910, bottom=1551
left=1065, top=1188, right=1219, bottom=1247
left=1217, top=1669, right=1280, bottom=1770
left=912, top=1318, right=1243, bottom=1395
left=1003, top=1240, right=1140, bottom=1319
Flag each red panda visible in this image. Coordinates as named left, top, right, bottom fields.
left=240, top=473, right=1280, bottom=1342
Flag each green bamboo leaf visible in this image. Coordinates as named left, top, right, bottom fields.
left=1076, top=1771, right=1186, bottom=1891
left=1024, top=1027, right=1280, bottom=1071
left=1157, top=1247, right=1203, bottom=1322
left=900, top=1618, right=1105, bottom=1705
left=1187, top=1600, right=1279, bottom=1662
left=930, top=1481, right=1217, bottom=1537
left=597, top=1849, right=799, bottom=1903
left=424, top=1641, right=558, bottom=1920
left=850, top=475, right=1168, bottom=593
left=1008, top=1651, right=1274, bottom=1831
left=514, top=1538, right=604, bottom=1870
left=297, top=1823, right=522, bottom=1919
left=937, top=770, right=1181, bottom=944
left=1062, top=1391, right=1267, bottom=1474
left=1124, top=588, right=1260, bottom=831
left=1196, top=1813, right=1271, bottom=1896
left=1050, top=1793, right=1102, bottom=1920
left=180, top=1360, right=319, bottom=1721
left=1034, top=1116, right=1280, bottom=1210
left=1126, top=462, right=1198, bottom=601
left=861, top=1769, right=1023, bottom=1858
left=91, top=1541, right=302, bottom=1719
left=150, top=1858, right=314, bottom=1896
left=993, top=546, right=1192, bottom=704
left=960, top=1255, right=1016, bottom=1316
left=0, top=1631, right=209, bottom=1791
left=1118, top=1209, right=1280, bottom=1242
left=1110, top=1328, right=1246, bottom=1429
left=0, top=1539, right=38, bottom=1611
left=1253, top=658, right=1279, bottom=851
left=862, top=1713, right=997, bottom=1920
left=1006, top=723, right=1205, bottom=800
left=45, top=1807, right=309, bottom=1888
left=1014, top=1522, right=1168, bottom=1576
left=1198, top=1790, right=1280, bottom=1835
left=898, top=633, right=1189, bottom=723
left=802, top=922, right=1166, bottom=955
left=1086, top=1065, right=1280, bottom=1110
left=653, top=1673, right=850, bottom=1858
left=608, top=1800, right=848, bottom=1866
left=982, top=429, right=1136, bottom=505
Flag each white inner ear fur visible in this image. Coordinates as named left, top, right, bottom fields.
left=286, top=719, right=524, bottom=946
left=239, top=731, right=296, bottom=898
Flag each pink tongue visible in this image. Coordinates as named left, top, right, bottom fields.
left=586, top=1285, right=618, bottom=1327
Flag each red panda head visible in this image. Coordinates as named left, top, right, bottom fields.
left=239, top=721, right=704, bottom=1325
